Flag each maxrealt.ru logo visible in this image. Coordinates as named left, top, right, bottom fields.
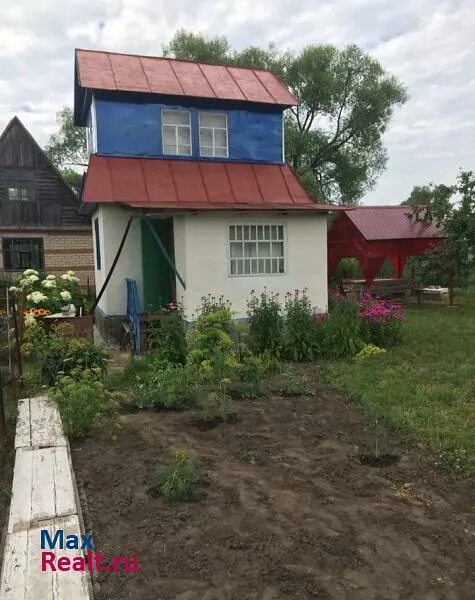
left=40, top=529, right=139, bottom=573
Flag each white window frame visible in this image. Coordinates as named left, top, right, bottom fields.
left=227, top=224, right=287, bottom=277
left=199, top=112, right=229, bottom=158
left=161, top=109, right=192, bottom=156
left=86, top=95, right=97, bottom=156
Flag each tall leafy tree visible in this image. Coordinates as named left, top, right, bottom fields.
left=407, top=171, right=475, bottom=305
left=164, top=31, right=408, bottom=204
left=45, top=107, right=87, bottom=193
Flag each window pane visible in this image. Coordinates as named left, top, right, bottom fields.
left=163, top=110, right=189, bottom=125
left=278, top=225, right=284, bottom=240
left=244, top=242, right=257, bottom=258
left=278, top=258, right=285, bottom=273
left=214, top=147, right=227, bottom=157
left=230, top=242, right=243, bottom=258
left=251, top=259, right=258, bottom=274
left=177, top=127, right=190, bottom=145
left=265, top=259, right=271, bottom=273
left=229, top=226, right=235, bottom=241
left=244, top=259, right=251, bottom=274
left=258, top=259, right=265, bottom=273
left=237, top=260, right=244, bottom=275
left=164, top=145, right=177, bottom=154
left=230, top=259, right=237, bottom=275
left=200, top=147, right=213, bottom=156
left=236, top=226, right=242, bottom=241
left=8, top=188, right=19, bottom=201
left=271, top=226, right=277, bottom=240
left=264, top=226, right=270, bottom=240
left=243, top=225, right=249, bottom=240
left=259, top=242, right=270, bottom=258
left=214, top=129, right=227, bottom=147
left=271, top=242, right=284, bottom=257
left=200, top=114, right=226, bottom=128
left=250, top=225, right=257, bottom=240
left=257, top=226, right=263, bottom=240
left=177, top=144, right=191, bottom=155
left=271, top=258, right=278, bottom=273
left=200, top=129, right=213, bottom=146
left=163, top=126, right=176, bottom=146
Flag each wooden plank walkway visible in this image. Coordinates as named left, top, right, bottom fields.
left=1, top=396, right=93, bottom=600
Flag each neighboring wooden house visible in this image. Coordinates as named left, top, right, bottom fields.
left=0, top=117, right=94, bottom=290
left=74, top=49, right=334, bottom=338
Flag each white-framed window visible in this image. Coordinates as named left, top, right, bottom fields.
left=162, top=110, right=192, bottom=155
left=199, top=113, right=228, bottom=158
left=229, top=224, right=286, bottom=276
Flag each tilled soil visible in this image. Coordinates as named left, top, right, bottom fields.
left=72, top=387, right=474, bottom=600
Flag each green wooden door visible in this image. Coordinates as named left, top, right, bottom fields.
left=141, top=218, right=175, bottom=311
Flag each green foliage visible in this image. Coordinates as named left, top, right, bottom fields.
left=150, top=308, right=187, bottom=364
left=153, top=450, right=202, bottom=503
left=354, top=344, right=386, bottom=361
left=188, top=295, right=240, bottom=383
left=133, top=360, right=201, bottom=410
left=282, top=290, right=316, bottom=362
left=233, top=355, right=266, bottom=398
left=325, top=286, right=475, bottom=475
left=321, top=295, right=364, bottom=358
left=50, top=368, right=117, bottom=439
left=246, top=289, right=283, bottom=357
left=274, top=372, right=315, bottom=397
left=23, top=323, right=107, bottom=385
left=402, top=182, right=454, bottom=225
left=200, top=384, right=231, bottom=423
left=164, top=31, right=407, bottom=204
left=405, top=171, right=475, bottom=303
left=45, top=106, right=88, bottom=169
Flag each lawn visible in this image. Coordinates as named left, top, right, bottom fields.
left=325, top=286, right=475, bottom=475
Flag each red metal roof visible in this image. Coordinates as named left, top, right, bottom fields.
left=82, top=156, right=335, bottom=212
left=344, top=206, right=444, bottom=240
left=75, top=49, right=298, bottom=106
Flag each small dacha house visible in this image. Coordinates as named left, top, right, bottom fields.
left=75, top=49, right=334, bottom=339
left=0, top=117, right=94, bottom=290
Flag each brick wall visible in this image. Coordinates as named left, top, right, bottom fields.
left=0, top=230, right=95, bottom=293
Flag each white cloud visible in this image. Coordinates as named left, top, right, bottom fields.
left=0, top=0, right=474, bottom=204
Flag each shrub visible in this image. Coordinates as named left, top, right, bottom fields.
left=149, top=305, right=187, bottom=364
left=354, top=344, right=386, bottom=360
left=133, top=361, right=201, bottom=410
left=23, top=323, right=107, bottom=385
left=247, top=289, right=283, bottom=357
left=153, top=450, right=202, bottom=503
left=200, top=379, right=231, bottom=422
left=50, top=368, right=117, bottom=439
left=232, top=355, right=265, bottom=398
left=283, top=290, right=316, bottom=361
left=319, top=294, right=365, bottom=358
left=188, top=295, right=241, bottom=384
left=359, top=293, right=405, bottom=347
left=274, top=372, right=315, bottom=396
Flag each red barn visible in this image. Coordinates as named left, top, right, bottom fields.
left=328, top=206, right=445, bottom=285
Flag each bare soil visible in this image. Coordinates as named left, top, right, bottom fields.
left=71, top=384, right=474, bottom=600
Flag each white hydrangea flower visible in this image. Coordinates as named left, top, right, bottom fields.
left=60, top=290, right=72, bottom=301
left=27, top=291, right=48, bottom=304
left=23, top=269, right=39, bottom=277
left=27, top=274, right=39, bottom=283
left=46, top=274, right=56, bottom=280
left=41, top=279, right=56, bottom=289
left=8, top=286, right=18, bottom=293
left=67, top=270, right=76, bottom=276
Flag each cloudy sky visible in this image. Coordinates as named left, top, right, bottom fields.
left=0, top=0, right=474, bottom=204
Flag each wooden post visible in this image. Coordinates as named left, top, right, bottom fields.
left=11, top=297, right=22, bottom=380
left=0, top=370, right=6, bottom=448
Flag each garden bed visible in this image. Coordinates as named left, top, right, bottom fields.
left=71, top=381, right=474, bottom=600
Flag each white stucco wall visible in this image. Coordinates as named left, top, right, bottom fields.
left=92, top=205, right=143, bottom=316
left=177, top=212, right=328, bottom=319
left=95, top=208, right=328, bottom=319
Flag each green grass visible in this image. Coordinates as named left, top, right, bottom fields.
left=325, top=286, right=475, bottom=475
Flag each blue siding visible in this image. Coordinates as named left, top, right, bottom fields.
left=94, top=93, right=283, bottom=164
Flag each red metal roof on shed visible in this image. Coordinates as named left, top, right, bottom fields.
left=344, top=206, right=444, bottom=240
left=82, top=156, right=334, bottom=211
left=75, top=49, right=298, bottom=106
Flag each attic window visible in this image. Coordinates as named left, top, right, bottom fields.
left=199, top=113, right=228, bottom=158
left=162, top=110, right=191, bottom=156
left=6, top=170, right=34, bottom=202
